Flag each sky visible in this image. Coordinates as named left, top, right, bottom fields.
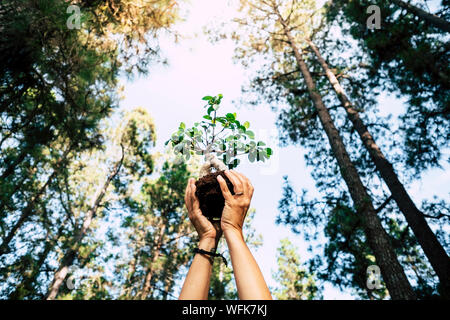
left=119, top=0, right=449, bottom=299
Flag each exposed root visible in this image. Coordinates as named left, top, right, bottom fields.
left=199, top=154, right=227, bottom=178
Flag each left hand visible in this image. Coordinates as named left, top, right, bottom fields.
left=217, top=170, right=254, bottom=236
left=185, top=178, right=222, bottom=244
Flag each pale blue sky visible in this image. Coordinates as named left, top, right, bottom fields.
left=118, top=0, right=449, bottom=299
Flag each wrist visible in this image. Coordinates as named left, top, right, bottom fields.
left=223, top=227, right=244, bottom=243
left=198, top=237, right=218, bottom=251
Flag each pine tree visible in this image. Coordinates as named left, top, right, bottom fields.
left=325, top=0, right=449, bottom=171
left=224, top=0, right=416, bottom=299
left=303, top=35, right=450, bottom=297
left=272, top=238, right=320, bottom=300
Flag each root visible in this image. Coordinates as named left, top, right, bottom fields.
left=199, top=154, right=227, bottom=178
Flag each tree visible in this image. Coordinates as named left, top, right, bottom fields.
left=45, top=107, right=157, bottom=299
left=303, top=33, right=450, bottom=297
left=279, top=178, right=442, bottom=299
left=325, top=0, right=449, bottom=172
left=116, top=157, right=194, bottom=300
left=0, top=0, right=182, bottom=299
left=272, top=238, right=320, bottom=300
left=391, top=0, right=450, bottom=32
left=225, top=0, right=415, bottom=299
left=0, top=0, right=181, bottom=256
left=166, top=94, right=273, bottom=178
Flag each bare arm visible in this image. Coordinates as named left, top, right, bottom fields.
left=217, top=170, right=272, bottom=300
left=179, top=237, right=216, bottom=300
left=179, top=179, right=221, bottom=300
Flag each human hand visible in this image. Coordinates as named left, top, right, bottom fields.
left=216, top=170, right=254, bottom=235
left=185, top=178, right=222, bottom=245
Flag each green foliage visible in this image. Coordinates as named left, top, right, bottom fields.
left=217, top=0, right=448, bottom=299
left=325, top=0, right=450, bottom=173
left=278, top=177, right=443, bottom=299
left=166, top=94, right=272, bottom=169
left=115, top=157, right=195, bottom=300
left=272, top=238, right=320, bottom=300
left=0, top=0, right=182, bottom=300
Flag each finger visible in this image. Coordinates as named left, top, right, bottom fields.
left=185, top=179, right=192, bottom=207
left=217, top=174, right=233, bottom=200
left=190, top=180, right=201, bottom=212
left=224, top=170, right=244, bottom=195
left=232, top=170, right=253, bottom=195
left=230, top=170, right=248, bottom=192
left=185, top=178, right=195, bottom=215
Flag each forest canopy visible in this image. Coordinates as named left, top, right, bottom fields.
left=0, top=0, right=448, bottom=300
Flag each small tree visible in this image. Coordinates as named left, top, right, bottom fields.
left=166, top=94, right=273, bottom=220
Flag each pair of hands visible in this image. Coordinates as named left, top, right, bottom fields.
left=184, top=170, right=254, bottom=244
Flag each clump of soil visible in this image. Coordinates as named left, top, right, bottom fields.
left=195, top=171, right=235, bottom=221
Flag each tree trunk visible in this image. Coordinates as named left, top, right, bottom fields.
left=9, top=229, right=55, bottom=299
left=306, top=38, right=450, bottom=296
left=392, top=0, right=450, bottom=32
left=160, top=230, right=184, bottom=300
left=199, top=152, right=228, bottom=178
left=276, top=12, right=416, bottom=299
left=0, top=148, right=28, bottom=180
left=0, top=146, right=72, bottom=256
left=45, top=152, right=123, bottom=300
left=10, top=215, right=72, bottom=299
left=139, top=222, right=167, bottom=300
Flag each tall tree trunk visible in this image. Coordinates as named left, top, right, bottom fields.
left=139, top=222, right=167, bottom=300
left=392, top=0, right=450, bottom=32
left=276, top=11, right=416, bottom=299
left=306, top=38, right=450, bottom=296
left=8, top=222, right=66, bottom=299
left=45, top=151, right=123, bottom=300
left=0, top=148, right=28, bottom=180
left=0, top=146, right=72, bottom=256
left=160, top=230, right=184, bottom=300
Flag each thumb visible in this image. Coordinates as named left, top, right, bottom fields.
left=190, top=180, right=201, bottom=210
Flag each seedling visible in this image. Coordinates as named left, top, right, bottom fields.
left=166, top=94, right=272, bottom=220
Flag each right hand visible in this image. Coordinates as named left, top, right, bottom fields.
left=185, top=178, right=221, bottom=244
left=216, top=170, right=254, bottom=235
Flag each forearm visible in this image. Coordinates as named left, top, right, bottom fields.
left=179, top=238, right=216, bottom=300
left=224, top=229, right=272, bottom=300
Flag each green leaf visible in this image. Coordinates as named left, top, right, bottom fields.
left=248, top=151, right=256, bottom=163
left=246, top=130, right=255, bottom=139
left=244, top=121, right=250, bottom=129
left=228, top=158, right=240, bottom=169
left=179, top=122, right=186, bottom=130
left=203, top=115, right=212, bottom=120
left=257, top=141, right=266, bottom=146
left=202, top=96, right=213, bottom=101
left=266, top=147, right=273, bottom=156
left=226, top=113, right=236, bottom=121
